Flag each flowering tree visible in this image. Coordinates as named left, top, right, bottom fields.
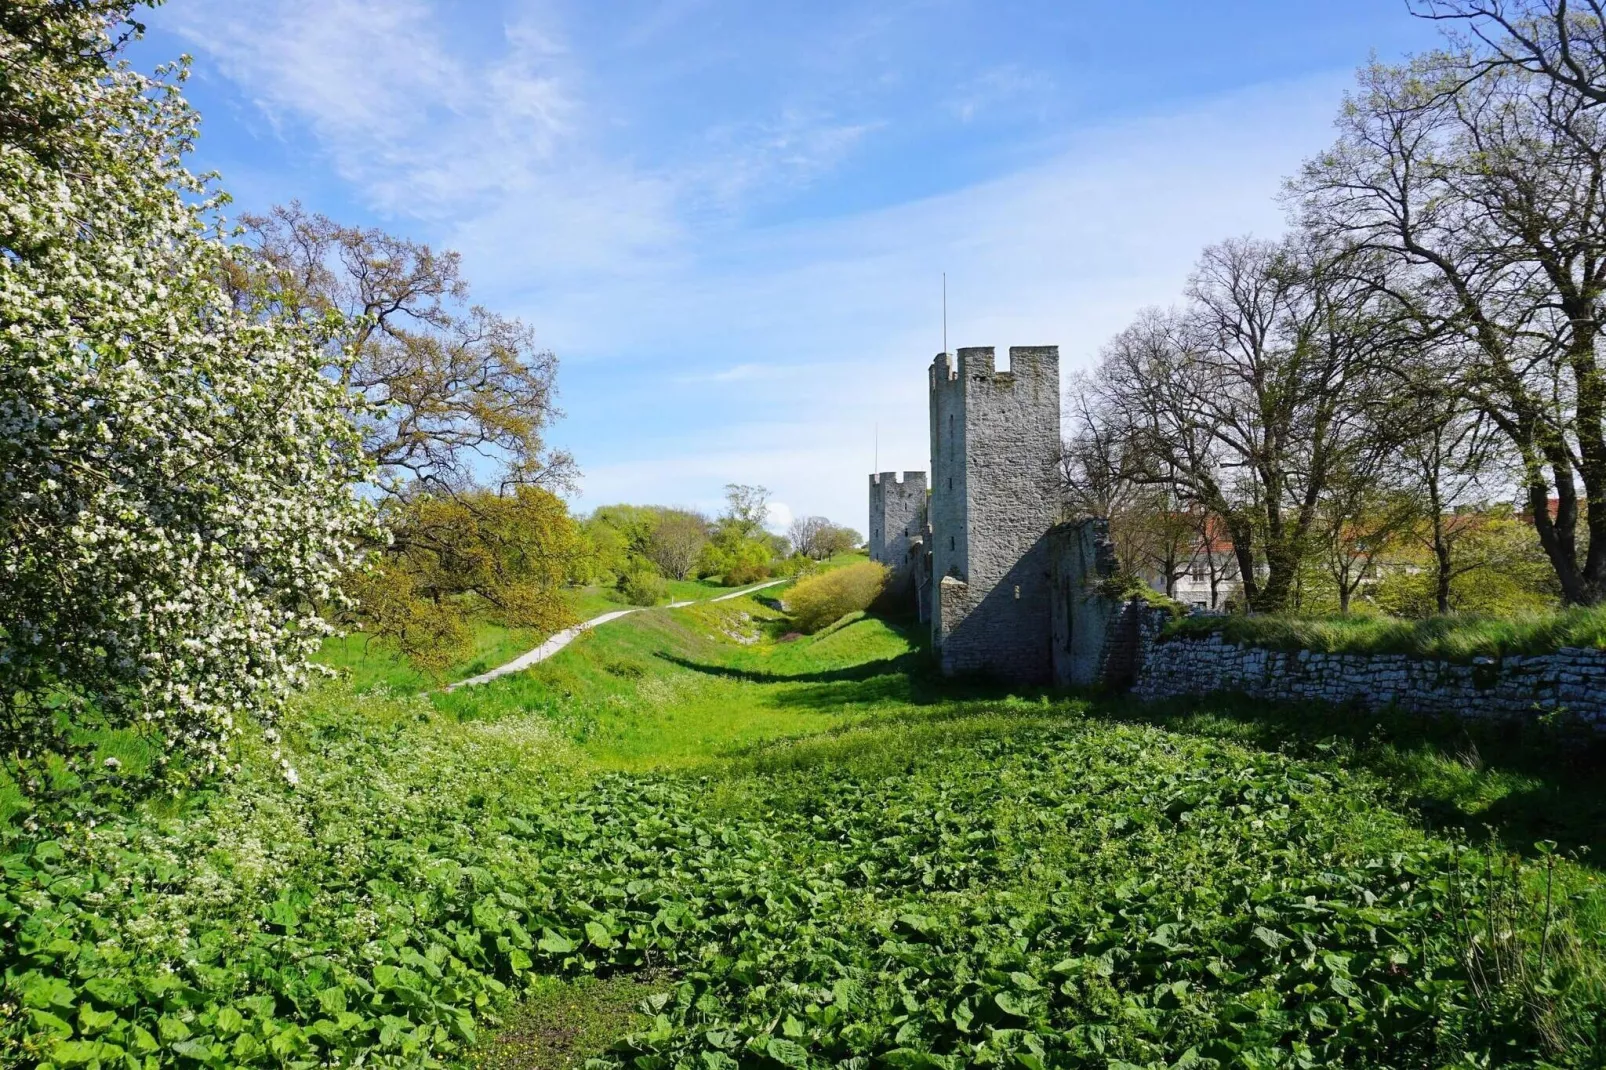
left=0, top=6, right=373, bottom=790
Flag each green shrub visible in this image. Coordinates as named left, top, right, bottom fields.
left=700, top=537, right=775, bottom=586
left=786, top=560, right=888, bottom=633
left=618, top=565, right=668, bottom=606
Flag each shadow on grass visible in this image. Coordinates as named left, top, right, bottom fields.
left=653, top=649, right=1036, bottom=711
left=1087, top=690, right=1606, bottom=866
left=655, top=651, right=923, bottom=685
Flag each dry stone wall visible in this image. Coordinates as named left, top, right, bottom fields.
left=1131, top=626, right=1606, bottom=726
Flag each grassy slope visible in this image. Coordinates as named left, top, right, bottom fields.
left=316, top=620, right=552, bottom=692
left=318, top=556, right=866, bottom=697
left=1165, top=604, right=1606, bottom=660
left=430, top=595, right=918, bottom=770
left=8, top=588, right=1606, bottom=1068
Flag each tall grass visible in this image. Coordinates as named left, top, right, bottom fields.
left=1164, top=604, right=1606, bottom=660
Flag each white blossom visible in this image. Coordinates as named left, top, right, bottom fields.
left=1, top=26, right=374, bottom=783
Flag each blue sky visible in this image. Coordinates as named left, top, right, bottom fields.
left=133, top=0, right=1441, bottom=532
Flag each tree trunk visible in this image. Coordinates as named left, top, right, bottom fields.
left=1433, top=521, right=1452, bottom=616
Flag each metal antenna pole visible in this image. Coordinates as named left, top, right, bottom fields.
left=942, top=272, right=948, bottom=356
left=874, top=422, right=879, bottom=474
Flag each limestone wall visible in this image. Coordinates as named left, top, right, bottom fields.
left=868, top=470, right=926, bottom=597
left=1050, top=519, right=1120, bottom=687
left=1131, top=627, right=1606, bottom=726
left=928, top=346, right=1062, bottom=683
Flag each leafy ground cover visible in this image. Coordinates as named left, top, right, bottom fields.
left=1162, top=605, right=1606, bottom=661
left=4, top=593, right=1605, bottom=1068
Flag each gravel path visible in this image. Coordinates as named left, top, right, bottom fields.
left=442, top=578, right=787, bottom=692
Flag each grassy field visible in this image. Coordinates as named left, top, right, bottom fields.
left=6, top=586, right=1606, bottom=1068
left=1165, top=604, right=1606, bottom=660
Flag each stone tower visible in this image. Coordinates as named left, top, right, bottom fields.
left=868, top=470, right=927, bottom=599
left=927, top=346, right=1062, bottom=683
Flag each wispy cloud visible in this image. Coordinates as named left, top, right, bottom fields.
left=162, top=0, right=679, bottom=281
left=677, top=362, right=817, bottom=384
left=948, top=64, right=1056, bottom=123
left=156, top=0, right=1371, bottom=528
left=168, top=1, right=569, bottom=209
left=693, top=112, right=883, bottom=212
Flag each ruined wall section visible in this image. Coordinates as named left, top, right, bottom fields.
left=931, top=346, right=1062, bottom=682
left=1049, top=518, right=1122, bottom=687
left=868, top=471, right=927, bottom=598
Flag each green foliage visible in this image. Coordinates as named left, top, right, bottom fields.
left=617, top=565, right=668, bottom=607
left=580, top=506, right=710, bottom=588
left=352, top=488, right=587, bottom=678
left=5, top=665, right=1602, bottom=1067
left=1098, top=574, right=1189, bottom=617
left=1371, top=507, right=1561, bottom=617
left=789, top=516, right=863, bottom=560
left=786, top=560, right=889, bottom=633
left=0, top=11, right=373, bottom=792
left=645, top=508, right=708, bottom=581
left=1165, top=604, right=1606, bottom=660
left=697, top=535, right=775, bottom=586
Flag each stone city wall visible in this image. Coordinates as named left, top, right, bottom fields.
left=1128, top=619, right=1606, bottom=726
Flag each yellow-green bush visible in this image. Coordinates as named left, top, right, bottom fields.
left=787, top=561, right=889, bottom=633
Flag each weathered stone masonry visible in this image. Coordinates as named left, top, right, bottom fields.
left=868, top=471, right=927, bottom=601
left=867, top=355, right=1606, bottom=722
left=929, top=346, right=1062, bottom=684
left=1132, top=629, right=1606, bottom=726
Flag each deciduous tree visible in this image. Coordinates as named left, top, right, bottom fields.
left=1296, top=41, right=1606, bottom=602
left=1, top=9, right=372, bottom=789
left=1092, top=239, right=1406, bottom=612
left=352, top=488, right=588, bottom=676
left=647, top=508, right=709, bottom=580
left=240, top=203, right=573, bottom=495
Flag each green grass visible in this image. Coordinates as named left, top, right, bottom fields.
left=8, top=587, right=1606, bottom=1068
left=314, top=619, right=548, bottom=692
left=314, top=576, right=799, bottom=699
left=429, top=593, right=919, bottom=770
left=1164, top=603, right=1606, bottom=660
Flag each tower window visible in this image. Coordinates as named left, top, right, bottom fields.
left=950, top=536, right=955, bottom=551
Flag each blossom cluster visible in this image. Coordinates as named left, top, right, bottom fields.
left=0, top=28, right=373, bottom=783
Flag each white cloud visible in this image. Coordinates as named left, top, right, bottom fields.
left=546, top=74, right=1354, bottom=527
left=159, top=0, right=679, bottom=276
left=765, top=501, right=794, bottom=533
left=692, top=112, right=884, bottom=212
left=159, top=0, right=1358, bottom=534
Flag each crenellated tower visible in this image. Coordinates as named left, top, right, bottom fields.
left=927, top=346, right=1062, bottom=683
left=868, top=470, right=927, bottom=599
